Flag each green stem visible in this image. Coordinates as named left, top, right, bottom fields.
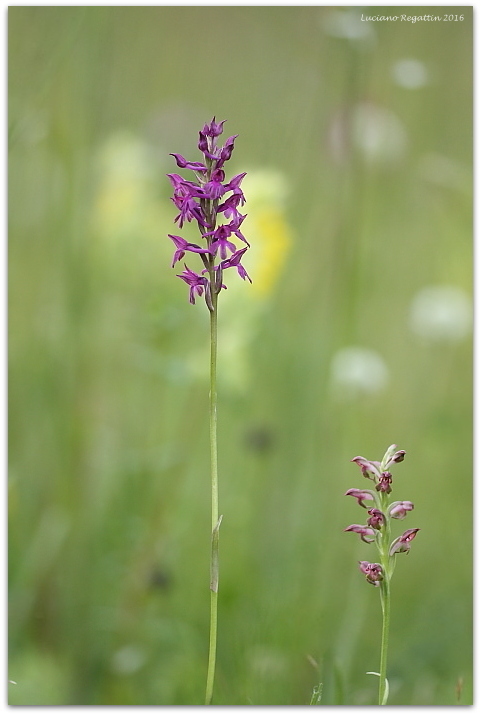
left=205, top=296, right=219, bottom=706
left=378, top=493, right=391, bottom=706
left=378, top=577, right=391, bottom=705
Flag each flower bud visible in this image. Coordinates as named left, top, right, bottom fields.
left=388, top=501, right=414, bottom=519
left=382, top=444, right=406, bottom=469
left=198, top=131, right=209, bottom=153
left=219, top=135, right=238, bottom=163
left=389, top=449, right=406, bottom=464
left=203, top=117, right=226, bottom=137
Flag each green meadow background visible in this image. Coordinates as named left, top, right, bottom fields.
left=8, top=6, right=472, bottom=705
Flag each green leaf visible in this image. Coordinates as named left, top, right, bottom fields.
left=366, top=672, right=389, bottom=705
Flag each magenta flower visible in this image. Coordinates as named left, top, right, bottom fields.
left=168, top=176, right=209, bottom=229
left=220, top=247, right=252, bottom=282
left=169, top=153, right=207, bottom=172
left=205, top=216, right=249, bottom=258
left=359, top=561, right=384, bottom=586
left=176, top=265, right=208, bottom=305
left=388, top=501, right=414, bottom=519
left=217, top=193, right=245, bottom=222
left=228, top=214, right=249, bottom=246
left=202, top=168, right=227, bottom=200
left=389, top=528, right=420, bottom=556
left=344, top=524, right=376, bottom=543
left=224, top=172, right=247, bottom=203
left=205, top=224, right=238, bottom=259
left=345, top=488, right=375, bottom=508
left=167, top=118, right=250, bottom=308
left=168, top=234, right=211, bottom=267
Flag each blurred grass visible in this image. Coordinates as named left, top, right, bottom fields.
left=8, top=6, right=472, bottom=705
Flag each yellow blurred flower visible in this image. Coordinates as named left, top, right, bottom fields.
left=214, top=169, right=293, bottom=390
left=224, top=168, right=292, bottom=301
left=246, top=206, right=291, bottom=298
left=91, top=131, right=171, bottom=252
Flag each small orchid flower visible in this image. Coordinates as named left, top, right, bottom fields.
left=168, top=235, right=211, bottom=267
left=388, top=501, right=414, bottom=519
left=220, top=247, right=252, bottom=282
left=176, top=265, right=208, bottom=305
left=228, top=213, right=249, bottom=246
left=204, top=224, right=237, bottom=259
left=224, top=172, right=247, bottom=203
left=345, top=488, right=375, bottom=508
left=359, top=561, right=384, bottom=586
left=202, top=168, right=227, bottom=200
left=209, top=235, right=237, bottom=260
left=367, top=508, right=386, bottom=530
left=389, top=528, right=420, bottom=556
left=344, top=524, right=376, bottom=543
left=169, top=180, right=209, bottom=228
left=350, top=456, right=382, bottom=481
left=217, top=193, right=245, bottom=221
left=169, top=153, right=207, bottom=172
left=376, top=471, right=393, bottom=494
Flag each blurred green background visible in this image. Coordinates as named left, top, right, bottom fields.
left=8, top=6, right=472, bottom=706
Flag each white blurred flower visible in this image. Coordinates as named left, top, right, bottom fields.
left=110, top=645, right=146, bottom=675
left=328, top=103, right=408, bottom=166
left=330, top=347, right=389, bottom=398
left=409, top=285, right=472, bottom=341
left=352, top=103, right=408, bottom=164
left=321, top=9, right=376, bottom=43
left=392, top=59, right=429, bottom=89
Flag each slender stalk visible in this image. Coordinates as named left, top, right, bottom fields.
left=377, top=490, right=391, bottom=706
left=378, top=578, right=391, bottom=705
left=205, top=295, right=219, bottom=706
